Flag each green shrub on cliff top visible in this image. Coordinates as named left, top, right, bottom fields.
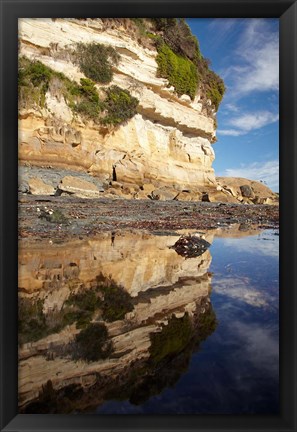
left=156, top=43, right=198, bottom=100
left=147, top=18, right=224, bottom=110
left=205, top=72, right=225, bottom=111
left=152, top=18, right=201, bottom=64
left=197, top=58, right=225, bottom=111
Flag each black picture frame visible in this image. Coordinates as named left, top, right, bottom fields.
left=0, top=1, right=296, bottom=431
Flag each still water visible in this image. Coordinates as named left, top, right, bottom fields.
left=18, top=227, right=279, bottom=414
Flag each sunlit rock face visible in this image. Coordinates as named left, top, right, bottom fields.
left=18, top=18, right=216, bottom=192
left=18, top=231, right=214, bottom=411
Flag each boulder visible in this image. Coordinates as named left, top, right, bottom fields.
left=58, top=176, right=100, bottom=198
left=175, top=191, right=202, bottom=202
left=28, top=178, right=55, bottom=195
left=207, top=191, right=238, bottom=204
left=216, top=177, right=278, bottom=205
left=225, top=186, right=238, bottom=197
left=150, top=188, right=178, bottom=201
left=122, top=184, right=139, bottom=195
left=240, top=184, right=255, bottom=198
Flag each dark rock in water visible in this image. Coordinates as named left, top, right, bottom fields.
left=240, top=184, right=254, bottom=198
left=171, top=234, right=210, bottom=258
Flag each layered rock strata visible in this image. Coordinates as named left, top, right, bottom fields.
left=18, top=18, right=217, bottom=195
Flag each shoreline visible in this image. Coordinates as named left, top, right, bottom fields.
left=19, top=195, right=279, bottom=243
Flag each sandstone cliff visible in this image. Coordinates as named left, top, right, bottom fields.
left=18, top=18, right=278, bottom=205
left=18, top=19, right=215, bottom=193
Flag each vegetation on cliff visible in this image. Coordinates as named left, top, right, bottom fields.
left=131, top=18, right=225, bottom=110
left=153, top=19, right=225, bottom=109
left=18, top=57, right=53, bottom=109
left=18, top=56, right=139, bottom=126
left=74, top=42, right=119, bottom=84
left=101, top=85, right=139, bottom=126
left=18, top=18, right=224, bottom=140
left=151, top=18, right=202, bottom=64
left=156, top=43, right=199, bottom=100
left=73, top=78, right=103, bottom=120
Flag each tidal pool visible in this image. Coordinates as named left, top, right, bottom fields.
left=18, top=227, right=279, bottom=414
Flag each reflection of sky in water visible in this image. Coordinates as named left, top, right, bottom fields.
left=96, top=230, right=279, bottom=414
left=220, top=230, right=279, bottom=258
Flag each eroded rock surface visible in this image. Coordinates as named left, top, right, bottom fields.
left=18, top=18, right=216, bottom=194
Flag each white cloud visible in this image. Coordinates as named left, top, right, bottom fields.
left=208, top=18, right=239, bottom=36
left=230, top=19, right=279, bottom=98
left=224, top=103, right=240, bottom=113
left=229, top=111, right=279, bottom=131
left=221, top=160, right=279, bottom=191
left=218, top=129, right=244, bottom=136
left=218, top=110, right=279, bottom=136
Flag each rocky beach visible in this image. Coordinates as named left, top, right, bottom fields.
left=17, top=18, right=279, bottom=414
left=19, top=195, right=279, bottom=243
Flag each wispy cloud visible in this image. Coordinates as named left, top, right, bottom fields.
left=223, top=103, right=240, bottom=113
left=208, top=18, right=240, bottom=38
left=227, top=19, right=279, bottom=98
left=220, top=160, right=279, bottom=191
left=218, top=129, right=243, bottom=136
left=218, top=110, right=279, bottom=136
left=229, top=111, right=279, bottom=131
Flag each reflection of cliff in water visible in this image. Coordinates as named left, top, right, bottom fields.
left=18, top=230, right=217, bottom=413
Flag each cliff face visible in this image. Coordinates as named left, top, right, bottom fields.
left=18, top=18, right=218, bottom=196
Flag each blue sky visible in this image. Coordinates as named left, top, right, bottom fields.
left=187, top=18, right=279, bottom=192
